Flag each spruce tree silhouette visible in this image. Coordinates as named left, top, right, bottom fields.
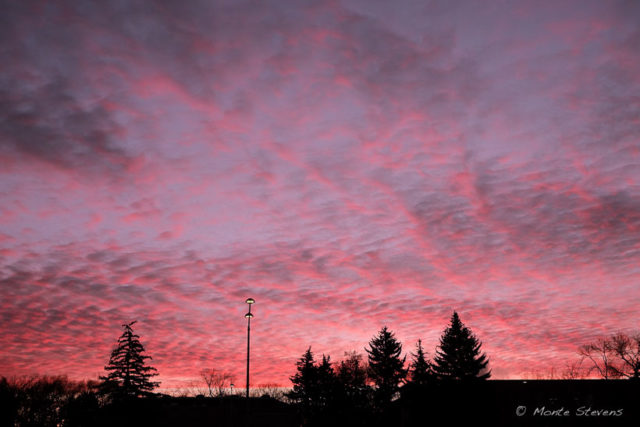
left=432, top=312, right=491, bottom=381
left=287, top=347, right=319, bottom=411
left=409, top=339, right=433, bottom=385
left=316, top=354, right=336, bottom=408
left=366, top=326, right=407, bottom=406
left=99, top=321, right=159, bottom=398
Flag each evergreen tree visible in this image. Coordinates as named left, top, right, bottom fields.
left=432, top=312, right=491, bottom=381
left=366, top=326, right=407, bottom=406
left=287, top=347, right=319, bottom=409
left=288, top=349, right=345, bottom=423
left=409, top=339, right=433, bottom=385
left=336, top=352, right=370, bottom=409
left=99, top=321, right=159, bottom=398
left=316, top=354, right=336, bottom=407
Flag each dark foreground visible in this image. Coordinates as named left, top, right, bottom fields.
left=2, top=380, right=638, bottom=426
left=400, top=380, right=638, bottom=427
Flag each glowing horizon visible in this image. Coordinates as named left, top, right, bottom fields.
left=1, top=0, right=639, bottom=390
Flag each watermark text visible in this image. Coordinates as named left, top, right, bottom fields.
left=515, top=406, right=624, bottom=417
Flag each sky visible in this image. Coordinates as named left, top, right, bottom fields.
left=1, top=0, right=640, bottom=390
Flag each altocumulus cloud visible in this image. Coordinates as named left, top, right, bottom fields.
left=1, top=0, right=639, bottom=387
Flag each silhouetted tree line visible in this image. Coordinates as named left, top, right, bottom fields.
left=286, top=311, right=491, bottom=424
left=0, top=375, right=100, bottom=427
left=0, top=321, right=160, bottom=426
left=3, top=313, right=639, bottom=426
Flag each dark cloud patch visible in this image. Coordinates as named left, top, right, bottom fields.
left=585, top=191, right=640, bottom=233
left=0, top=2, right=131, bottom=174
left=0, top=75, right=130, bottom=175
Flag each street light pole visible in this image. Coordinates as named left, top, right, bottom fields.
left=244, top=298, right=255, bottom=399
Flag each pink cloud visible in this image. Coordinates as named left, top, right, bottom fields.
left=1, top=0, right=640, bottom=389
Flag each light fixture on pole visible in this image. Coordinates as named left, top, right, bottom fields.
left=245, top=297, right=255, bottom=399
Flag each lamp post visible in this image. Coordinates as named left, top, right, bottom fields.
left=245, top=298, right=255, bottom=399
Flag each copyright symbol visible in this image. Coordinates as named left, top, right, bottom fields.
left=516, top=406, right=526, bottom=416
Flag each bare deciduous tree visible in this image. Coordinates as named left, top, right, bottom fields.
left=609, top=333, right=640, bottom=379
left=252, top=383, right=286, bottom=400
left=560, top=361, right=585, bottom=379
left=579, top=332, right=640, bottom=379
left=522, top=366, right=560, bottom=380
left=200, top=368, right=235, bottom=397
left=579, top=337, right=620, bottom=379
